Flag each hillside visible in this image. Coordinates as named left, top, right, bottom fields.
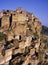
left=42, top=25, right=48, bottom=35
left=0, top=8, right=48, bottom=65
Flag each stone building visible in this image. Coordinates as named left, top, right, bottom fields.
left=1, top=15, right=10, bottom=28
left=0, top=7, right=46, bottom=65
left=0, top=48, right=12, bottom=65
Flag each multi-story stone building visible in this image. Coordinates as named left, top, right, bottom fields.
left=0, top=8, right=47, bottom=65
left=1, top=15, right=10, bottom=27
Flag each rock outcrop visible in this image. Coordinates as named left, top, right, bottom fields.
left=0, top=7, right=48, bottom=65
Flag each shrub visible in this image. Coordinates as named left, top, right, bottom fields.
left=0, top=32, right=5, bottom=41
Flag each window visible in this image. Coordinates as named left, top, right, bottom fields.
left=19, top=35, right=21, bottom=41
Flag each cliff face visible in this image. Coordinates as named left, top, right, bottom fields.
left=0, top=8, right=48, bottom=65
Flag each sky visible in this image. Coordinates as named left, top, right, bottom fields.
left=0, top=0, right=48, bottom=27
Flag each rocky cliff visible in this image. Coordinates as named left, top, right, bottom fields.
left=0, top=7, right=48, bottom=65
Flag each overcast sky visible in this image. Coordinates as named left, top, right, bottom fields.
left=0, top=0, right=48, bottom=27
